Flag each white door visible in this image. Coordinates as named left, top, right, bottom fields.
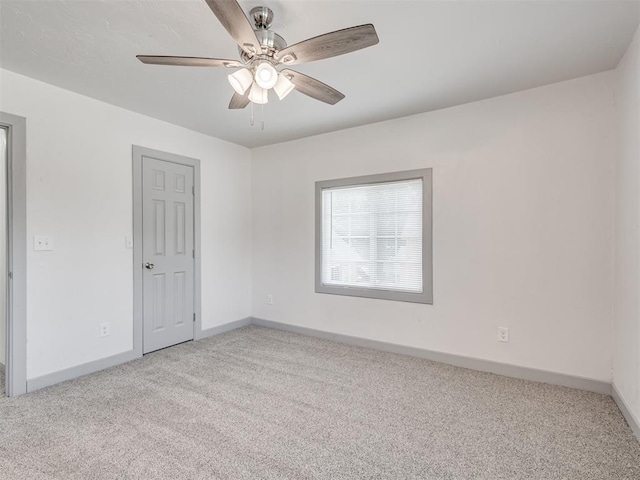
left=142, top=157, right=194, bottom=354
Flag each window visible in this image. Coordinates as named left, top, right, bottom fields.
left=315, top=169, right=432, bottom=304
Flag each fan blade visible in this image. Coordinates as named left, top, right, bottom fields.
left=280, top=69, right=345, bottom=105
left=229, top=91, right=250, bottom=109
left=275, top=24, right=378, bottom=65
left=137, top=56, right=242, bottom=68
left=204, top=0, right=261, bottom=56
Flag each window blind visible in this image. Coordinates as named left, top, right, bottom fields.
left=321, top=178, right=423, bottom=293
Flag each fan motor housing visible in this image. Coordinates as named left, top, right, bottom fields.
left=256, top=29, right=287, bottom=50
left=239, top=30, right=287, bottom=62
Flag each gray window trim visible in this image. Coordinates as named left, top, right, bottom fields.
left=132, top=146, right=202, bottom=357
left=315, top=168, right=433, bottom=305
left=0, top=112, right=27, bottom=396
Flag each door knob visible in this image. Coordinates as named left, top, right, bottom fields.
left=145, top=263, right=154, bottom=270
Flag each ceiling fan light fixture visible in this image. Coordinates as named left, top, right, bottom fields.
left=248, top=83, right=268, bottom=104
left=273, top=73, right=295, bottom=100
left=138, top=2, right=378, bottom=115
left=228, top=68, right=253, bottom=95
left=254, top=62, right=278, bottom=89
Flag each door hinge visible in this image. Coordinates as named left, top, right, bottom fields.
left=8, top=271, right=12, bottom=280
left=192, top=249, right=195, bottom=258
left=192, top=186, right=195, bottom=195
left=193, top=313, right=196, bottom=323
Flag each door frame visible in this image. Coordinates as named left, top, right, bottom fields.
left=0, top=112, right=27, bottom=397
left=132, top=146, right=202, bottom=356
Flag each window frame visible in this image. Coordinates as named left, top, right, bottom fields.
left=315, top=168, right=433, bottom=304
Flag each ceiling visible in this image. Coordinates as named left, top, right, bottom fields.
left=1, top=0, right=639, bottom=148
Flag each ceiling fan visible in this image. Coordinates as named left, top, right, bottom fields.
left=137, top=0, right=379, bottom=115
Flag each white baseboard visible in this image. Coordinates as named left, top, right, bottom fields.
left=251, top=318, right=612, bottom=396
left=27, top=349, right=139, bottom=393
left=612, top=384, right=640, bottom=444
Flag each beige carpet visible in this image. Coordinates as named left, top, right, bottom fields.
left=1, top=325, right=639, bottom=479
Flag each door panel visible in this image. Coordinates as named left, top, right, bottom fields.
left=142, top=157, right=194, bottom=353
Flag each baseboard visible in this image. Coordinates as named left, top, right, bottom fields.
left=612, top=384, right=640, bottom=443
left=25, top=317, right=252, bottom=393
left=198, top=317, right=252, bottom=340
left=19, top=316, right=614, bottom=400
left=26, top=349, right=140, bottom=393
left=251, top=318, right=611, bottom=396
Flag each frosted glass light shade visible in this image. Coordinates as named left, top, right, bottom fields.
left=273, top=73, right=295, bottom=100
left=228, top=68, right=253, bottom=95
left=254, top=62, right=278, bottom=89
left=248, top=83, right=268, bottom=104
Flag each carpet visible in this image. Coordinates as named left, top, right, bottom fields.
left=1, top=325, right=639, bottom=479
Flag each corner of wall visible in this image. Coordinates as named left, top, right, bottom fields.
left=611, top=21, right=640, bottom=431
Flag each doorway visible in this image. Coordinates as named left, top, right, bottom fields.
left=0, top=127, right=6, bottom=393
left=0, top=112, right=27, bottom=397
left=132, top=146, right=201, bottom=356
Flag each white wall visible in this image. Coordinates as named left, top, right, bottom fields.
left=614, top=25, right=640, bottom=423
left=0, top=60, right=625, bottom=388
left=0, top=69, right=252, bottom=380
left=252, top=72, right=616, bottom=382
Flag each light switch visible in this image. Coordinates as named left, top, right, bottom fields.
left=125, top=236, right=134, bottom=249
left=33, top=235, right=53, bottom=251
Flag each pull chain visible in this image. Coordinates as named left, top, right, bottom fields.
left=248, top=101, right=266, bottom=130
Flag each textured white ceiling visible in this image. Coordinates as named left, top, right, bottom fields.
left=1, top=0, right=639, bottom=148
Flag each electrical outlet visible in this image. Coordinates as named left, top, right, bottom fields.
left=125, top=236, right=134, bottom=249
left=267, top=294, right=273, bottom=305
left=33, top=235, right=53, bottom=251
left=497, top=327, right=509, bottom=343
left=100, top=322, right=110, bottom=338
